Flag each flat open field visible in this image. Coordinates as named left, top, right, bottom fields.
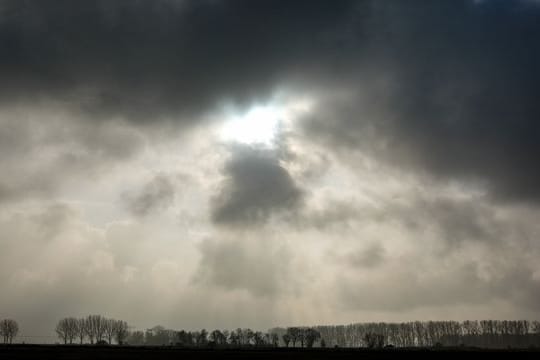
left=1, top=345, right=540, bottom=360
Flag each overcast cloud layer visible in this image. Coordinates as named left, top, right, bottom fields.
left=1, top=0, right=540, bottom=341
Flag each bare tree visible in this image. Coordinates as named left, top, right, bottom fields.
left=532, top=321, right=540, bottom=335
left=271, top=332, right=279, bottom=347
left=104, top=318, right=115, bottom=344
left=286, top=327, right=300, bottom=347
left=243, top=328, right=254, bottom=346
left=209, top=329, right=227, bottom=346
left=364, top=332, right=385, bottom=348
left=263, top=333, right=271, bottom=346
left=305, top=328, right=321, bottom=348
left=84, top=316, right=95, bottom=344
left=222, top=330, right=230, bottom=345
left=113, top=320, right=129, bottom=345
left=95, top=316, right=107, bottom=343
left=197, top=329, right=208, bottom=346
left=55, top=318, right=70, bottom=344
left=253, top=331, right=264, bottom=346
left=0, top=319, right=19, bottom=344
left=76, top=318, right=86, bottom=344
left=85, top=315, right=106, bottom=344
left=282, top=333, right=291, bottom=347
left=176, top=330, right=194, bottom=346
left=297, top=328, right=306, bottom=347
left=228, top=329, right=240, bottom=345
left=60, top=317, right=79, bottom=344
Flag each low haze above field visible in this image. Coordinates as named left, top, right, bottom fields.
left=1, top=0, right=540, bottom=337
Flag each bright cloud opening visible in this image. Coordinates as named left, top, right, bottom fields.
left=220, top=105, right=282, bottom=147
left=218, top=97, right=314, bottom=148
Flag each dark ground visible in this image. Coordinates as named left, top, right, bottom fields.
left=1, top=345, right=540, bottom=360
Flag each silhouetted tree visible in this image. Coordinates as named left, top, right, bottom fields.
left=197, top=329, right=208, bottom=346
left=209, top=329, right=227, bottom=346
left=364, top=332, right=385, bottom=348
left=85, top=315, right=107, bottom=344
left=55, top=317, right=78, bottom=344
left=263, top=333, right=271, bottom=346
left=0, top=319, right=19, bottom=344
left=222, top=330, right=230, bottom=344
left=305, top=328, right=321, bottom=348
left=287, top=327, right=300, bottom=347
left=244, top=328, right=254, bottom=346
left=532, top=321, right=540, bottom=335
left=56, top=320, right=69, bottom=344
left=176, top=330, right=194, bottom=346
left=253, top=331, right=265, bottom=346
left=113, top=320, right=129, bottom=345
left=104, top=318, right=115, bottom=344
left=271, top=332, right=279, bottom=347
left=298, top=328, right=306, bottom=347
left=228, top=329, right=240, bottom=345
left=282, top=333, right=291, bottom=347
left=76, top=318, right=86, bottom=344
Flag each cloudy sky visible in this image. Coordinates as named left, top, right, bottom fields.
left=1, top=0, right=540, bottom=339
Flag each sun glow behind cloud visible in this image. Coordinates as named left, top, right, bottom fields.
left=218, top=97, right=314, bottom=147
left=220, top=105, right=282, bottom=147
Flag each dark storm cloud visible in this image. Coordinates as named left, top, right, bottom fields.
left=211, top=145, right=303, bottom=227
left=302, top=0, right=540, bottom=203
left=0, top=0, right=363, bottom=122
left=3, top=0, right=538, bottom=203
left=122, top=175, right=176, bottom=217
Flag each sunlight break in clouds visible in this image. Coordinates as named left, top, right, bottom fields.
left=220, top=105, right=281, bottom=147
left=218, top=96, right=314, bottom=148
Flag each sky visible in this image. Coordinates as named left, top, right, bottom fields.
left=1, top=0, right=540, bottom=339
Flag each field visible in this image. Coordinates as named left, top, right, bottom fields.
left=1, top=345, right=540, bottom=360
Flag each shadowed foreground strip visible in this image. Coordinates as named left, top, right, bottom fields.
left=1, top=345, right=540, bottom=360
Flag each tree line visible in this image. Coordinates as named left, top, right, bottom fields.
left=124, top=326, right=321, bottom=348
left=52, top=318, right=540, bottom=348
left=314, top=320, right=540, bottom=349
left=3, top=317, right=539, bottom=348
left=124, top=321, right=540, bottom=349
left=53, top=319, right=325, bottom=348
left=55, top=315, right=129, bottom=345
